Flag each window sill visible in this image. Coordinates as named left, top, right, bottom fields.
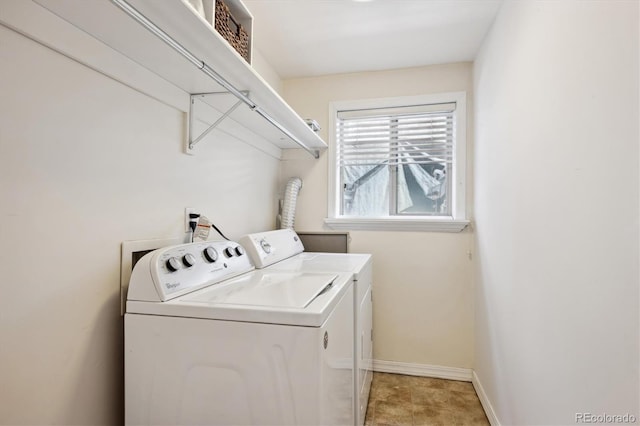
left=324, top=217, right=470, bottom=233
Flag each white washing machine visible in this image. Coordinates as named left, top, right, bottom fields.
left=240, top=229, right=373, bottom=426
left=125, top=239, right=354, bottom=425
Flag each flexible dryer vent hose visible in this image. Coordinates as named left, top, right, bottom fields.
left=280, top=177, right=303, bottom=229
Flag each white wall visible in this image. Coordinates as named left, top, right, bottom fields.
left=281, top=63, right=475, bottom=370
left=473, top=1, right=639, bottom=424
left=252, top=48, right=284, bottom=95
left=0, top=25, right=279, bottom=424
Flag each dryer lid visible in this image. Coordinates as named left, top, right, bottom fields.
left=269, top=252, right=371, bottom=276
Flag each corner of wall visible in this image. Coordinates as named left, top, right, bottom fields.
left=251, top=48, right=284, bottom=95
left=472, top=371, right=501, bottom=426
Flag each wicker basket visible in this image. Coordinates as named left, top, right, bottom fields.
left=214, top=0, right=250, bottom=63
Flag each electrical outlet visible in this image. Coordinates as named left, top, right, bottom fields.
left=185, top=207, right=196, bottom=233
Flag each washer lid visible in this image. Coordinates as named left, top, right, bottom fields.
left=126, top=270, right=353, bottom=327
left=181, top=271, right=338, bottom=309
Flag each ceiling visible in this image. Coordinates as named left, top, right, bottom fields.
left=243, top=0, right=503, bottom=79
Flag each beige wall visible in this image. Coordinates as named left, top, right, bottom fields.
left=473, top=1, right=639, bottom=424
left=0, top=26, right=280, bottom=424
left=281, top=63, right=475, bottom=369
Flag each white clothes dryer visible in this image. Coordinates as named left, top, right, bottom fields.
left=240, top=229, right=373, bottom=426
left=125, top=239, right=354, bottom=426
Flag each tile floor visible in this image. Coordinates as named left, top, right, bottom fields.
left=364, top=372, right=490, bottom=426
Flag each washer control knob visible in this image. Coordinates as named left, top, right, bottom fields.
left=182, top=253, right=196, bottom=267
left=166, top=257, right=180, bottom=272
left=235, top=246, right=245, bottom=257
left=203, top=246, right=218, bottom=263
left=224, top=247, right=235, bottom=258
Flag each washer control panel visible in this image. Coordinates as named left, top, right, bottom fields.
left=239, top=229, right=304, bottom=269
left=127, top=240, right=254, bottom=302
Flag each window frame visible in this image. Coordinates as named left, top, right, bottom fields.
left=325, top=92, right=469, bottom=232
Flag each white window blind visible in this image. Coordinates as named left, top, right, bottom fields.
left=337, top=103, right=455, bottom=167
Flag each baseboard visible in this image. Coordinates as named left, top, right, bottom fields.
left=472, top=371, right=500, bottom=426
left=372, top=359, right=473, bottom=382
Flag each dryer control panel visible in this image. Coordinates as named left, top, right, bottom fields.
left=127, top=241, right=254, bottom=302
left=240, top=229, right=305, bottom=269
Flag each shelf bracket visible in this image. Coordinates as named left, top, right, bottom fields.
left=187, top=91, right=249, bottom=153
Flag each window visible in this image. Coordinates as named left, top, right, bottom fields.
left=325, top=93, right=468, bottom=232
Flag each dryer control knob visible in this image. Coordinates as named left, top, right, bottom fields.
left=204, top=246, right=218, bottom=263
left=224, top=247, right=235, bottom=258
left=235, top=246, right=245, bottom=256
left=182, top=253, right=196, bottom=267
left=166, top=257, right=180, bottom=272
left=260, top=239, right=272, bottom=254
